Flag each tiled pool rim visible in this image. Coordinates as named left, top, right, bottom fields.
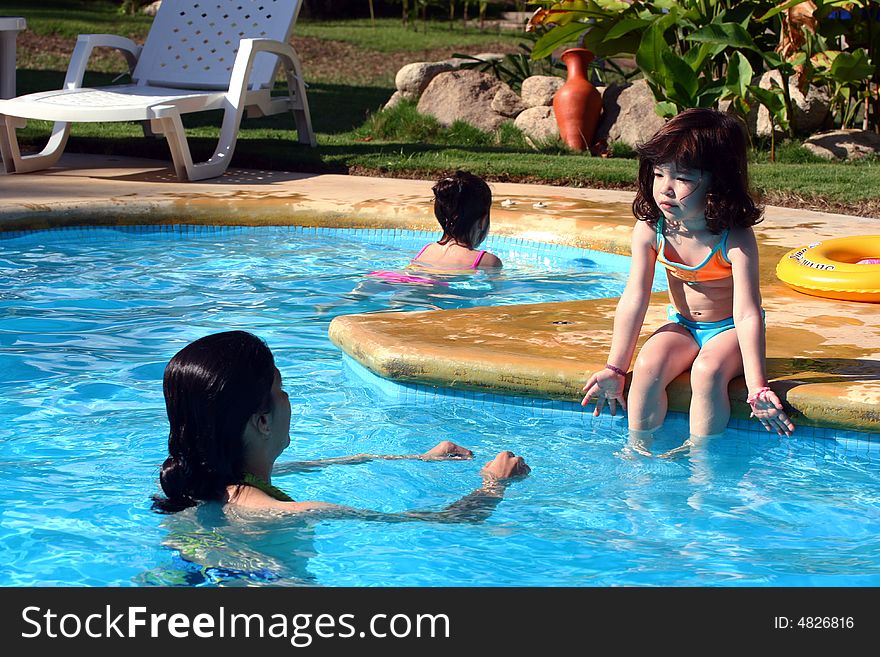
left=0, top=223, right=652, bottom=268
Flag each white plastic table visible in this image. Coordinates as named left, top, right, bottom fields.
left=0, top=17, right=26, bottom=99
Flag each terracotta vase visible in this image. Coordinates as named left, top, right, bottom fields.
left=552, top=48, right=603, bottom=151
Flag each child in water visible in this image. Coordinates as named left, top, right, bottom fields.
left=369, top=170, right=501, bottom=285
left=414, top=170, right=502, bottom=269
left=581, top=108, right=794, bottom=447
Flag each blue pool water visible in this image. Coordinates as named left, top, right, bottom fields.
left=0, top=225, right=878, bottom=587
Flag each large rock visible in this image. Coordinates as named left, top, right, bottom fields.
left=803, top=129, right=880, bottom=160
left=514, top=106, right=558, bottom=146
left=417, top=70, right=507, bottom=132
left=142, top=0, right=162, bottom=15
left=491, top=85, right=527, bottom=117
left=395, top=62, right=456, bottom=100
left=521, top=75, right=564, bottom=108
left=594, top=79, right=667, bottom=148
left=440, top=53, right=508, bottom=67
left=391, top=54, right=510, bottom=108
left=383, top=91, right=405, bottom=111
left=754, top=71, right=831, bottom=136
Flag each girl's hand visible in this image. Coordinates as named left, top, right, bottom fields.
left=749, top=388, right=795, bottom=436
left=422, top=440, right=474, bottom=460
left=581, top=368, right=627, bottom=417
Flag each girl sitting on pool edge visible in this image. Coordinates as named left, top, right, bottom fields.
left=368, top=170, right=502, bottom=286
left=581, top=108, right=794, bottom=450
left=152, top=330, right=529, bottom=518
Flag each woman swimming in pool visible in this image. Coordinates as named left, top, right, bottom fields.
left=152, top=330, right=529, bottom=517
left=580, top=108, right=794, bottom=448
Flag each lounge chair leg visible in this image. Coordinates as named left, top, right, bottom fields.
left=283, top=58, right=317, bottom=147
left=0, top=116, right=70, bottom=174
left=292, top=95, right=316, bottom=147
left=154, top=108, right=239, bottom=182
left=188, top=97, right=247, bottom=180
left=153, top=113, right=194, bottom=181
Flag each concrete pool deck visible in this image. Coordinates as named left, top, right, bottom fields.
left=2, top=154, right=878, bottom=433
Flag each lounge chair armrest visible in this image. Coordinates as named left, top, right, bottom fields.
left=64, top=34, right=143, bottom=89
left=238, top=37, right=298, bottom=59
left=227, top=38, right=303, bottom=94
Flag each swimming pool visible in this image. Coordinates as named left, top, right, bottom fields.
left=1, top=225, right=878, bottom=586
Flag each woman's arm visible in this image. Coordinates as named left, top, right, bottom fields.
left=582, top=220, right=658, bottom=415
left=727, top=228, right=794, bottom=436
left=274, top=440, right=473, bottom=474
left=274, top=451, right=530, bottom=524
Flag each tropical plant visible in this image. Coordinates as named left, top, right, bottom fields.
left=792, top=1, right=879, bottom=130
left=527, top=2, right=779, bottom=121
left=454, top=32, right=565, bottom=90
left=525, top=1, right=879, bottom=139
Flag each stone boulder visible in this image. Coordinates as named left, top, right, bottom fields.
left=514, top=106, right=558, bottom=146
left=395, top=62, right=456, bottom=100
left=383, top=91, right=405, bottom=111
left=417, top=70, right=507, bottom=132
left=521, top=75, right=564, bottom=108
left=387, top=54, right=512, bottom=109
left=491, top=85, right=527, bottom=118
left=594, top=79, right=666, bottom=149
left=803, top=129, right=880, bottom=160
left=754, top=71, right=831, bottom=136
left=437, top=53, right=508, bottom=67
left=142, top=0, right=162, bottom=15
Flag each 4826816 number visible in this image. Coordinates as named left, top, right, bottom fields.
left=797, top=617, right=853, bottom=629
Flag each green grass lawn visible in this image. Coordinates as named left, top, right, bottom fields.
left=3, top=0, right=152, bottom=38
left=5, top=1, right=879, bottom=217
left=295, top=17, right=521, bottom=52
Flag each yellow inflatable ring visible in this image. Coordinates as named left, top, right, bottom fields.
left=776, top=236, right=880, bottom=302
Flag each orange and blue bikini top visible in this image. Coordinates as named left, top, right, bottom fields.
left=655, top=217, right=732, bottom=283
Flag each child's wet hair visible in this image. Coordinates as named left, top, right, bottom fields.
left=432, top=170, right=492, bottom=248
left=633, top=108, right=763, bottom=233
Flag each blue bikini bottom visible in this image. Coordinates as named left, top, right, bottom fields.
left=666, top=305, right=764, bottom=348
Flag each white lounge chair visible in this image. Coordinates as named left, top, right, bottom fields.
left=0, top=0, right=315, bottom=181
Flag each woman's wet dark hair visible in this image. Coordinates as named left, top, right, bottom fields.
left=152, top=331, right=276, bottom=513
left=632, top=108, right=763, bottom=234
left=432, top=170, right=492, bottom=249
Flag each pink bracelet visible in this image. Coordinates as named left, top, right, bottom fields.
left=605, top=364, right=627, bottom=377
left=746, top=386, right=772, bottom=407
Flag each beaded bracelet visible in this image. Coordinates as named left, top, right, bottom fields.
left=604, top=364, right=627, bottom=377
left=746, top=386, right=772, bottom=407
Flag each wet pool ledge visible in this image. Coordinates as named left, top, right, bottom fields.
left=329, top=295, right=880, bottom=433
left=2, top=154, right=878, bottom=433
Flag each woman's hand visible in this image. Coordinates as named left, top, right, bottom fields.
left=581, top=368, right=627, bottom=417
left=421, top=440, right=474, bottom=460
left=480, top=451, right=530, bottom=481
left=749, top=388, right=795, bottom=436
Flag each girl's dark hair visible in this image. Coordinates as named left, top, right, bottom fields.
left=152, top=331, right=276, bottom=513
left=432, top=170, right=492, bottom=249
left=632, top=108, right=763, bottom=234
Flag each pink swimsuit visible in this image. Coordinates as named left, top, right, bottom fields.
left=411, top=244, right=488, bottom=268
left=367, top=245, right=487, bottom=286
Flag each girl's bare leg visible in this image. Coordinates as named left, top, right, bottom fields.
left=627, top=324, right=700, bottom=434
left=688, top=328, right=744, bottom=437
